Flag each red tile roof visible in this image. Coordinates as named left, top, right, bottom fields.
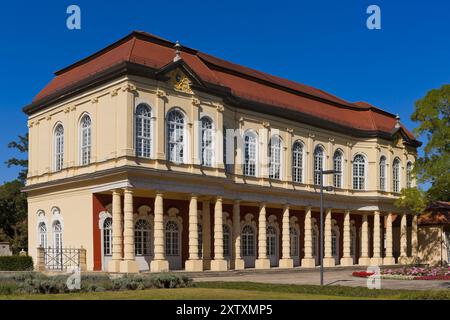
left=28, top=31, right=419, bottom=145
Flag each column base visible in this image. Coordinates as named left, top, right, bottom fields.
left=185, top=259, right=204, bottom=272
left=233, top=258, right=245, bottom=270
left=323, top=257, right=335, bottom=267
left=383, top=256, right=396, bottom=265
left=203, top=258, right=211, bottom=270
left=255, top=258, right=271, bottom=270
left=301, top=258, right=316, bottom=268
left=107, top=260, right=121, bottom=273
left=398, top=256, right=409, bottom=265
left=210, top=259, right=228, bottom=272
left=358, top=257, right=371, bottom=266
left=279, top=258, right=294, bottom=269
left=370, top=257, right=384, bottom=266
left=340, top=257, right=354, bottom=266
left=119, top=260, right=140, bottom=273
left=150, top=259, right=170, bottom=273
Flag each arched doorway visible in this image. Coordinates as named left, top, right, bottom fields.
left=267, top=226, right=278, bottom=267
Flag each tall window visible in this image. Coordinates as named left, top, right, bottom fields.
left=135, top=104, right=152, bottom=158
left=103, top=218, right=112, bottom=256
left=312, top=228, right=317, bottom=257
left=54, top=124, right=64, bottom=171
left=290, top=227, right=299, bottom=257
left=379, top=156, right=387, bottom=191
left=292, top=141, right=304, bottom=183
left=244, top=132, right=257, bottom=177
left=223, top=225, right=231, bottom=257
left=198, top=223, right=203, bottom=258
left=242, top=225, right=255, bottom=256
left=406, top=162, right=413, bottom=188
left=53, top=221, right=63, bottom=249
left=80, top=115, right=92, bottom=165
left=201, top=117, right=214, bottom=167
left=393, top=158, right=401, bottom=193
left=38, top=222, right=48, bottom=248
left=167, top=110, right=185, bottom=163
left=353, top=154, right=366, bottom=190
left=165, top=221, right=179, bottom=256
left=266, top=226, right=277, bottom=256
left=331, top=230, right=338, bottom=257
left=314, top=146, right=324, bottom=185
left=333, top=150, right=343, bottom=188
left=223, top=127, right=233, bottom=173
left=269, top=135, right=282, bottom=180
left=135, top=219, right=151, bottom=256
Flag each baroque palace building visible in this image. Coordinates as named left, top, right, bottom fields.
left=24, top=31, right=421, bottom=273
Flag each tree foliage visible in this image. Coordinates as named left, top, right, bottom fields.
left=394, top=187, right=427, bottom=214
left=5, top=133, right=28, bottom=183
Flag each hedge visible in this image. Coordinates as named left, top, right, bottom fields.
left=0, top=256, right=34, bottom=271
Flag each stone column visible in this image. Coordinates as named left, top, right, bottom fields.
left=411, top=214, right=418, bottom=260
left=255, top=202, right=270, bottom=269
left=301, top=207, right=315, bottom=267
left=108, top=190, right=122, bottom=272
left=358, top=213, right=371, bottom=265
left=36, top=247, right=46, bottom=272
left=186, top=195, right=203, bottom=271
left=120, top=189, right=139, bottom=273
left=151, top=192, right=169, bottom=272
left=211, top=197, right=228, bottom=271
left=383, top=213, right=395, bottom=265
left=323, top=208, right=335, bottom=267
left=202, top=200, right=212, bottom=270
left=399, top=213, right=408, bottom=264
left=340, top=210, right=353, bottom=266
left=371, top=211, right=383, bottom=265
left=233, top=200, right=245, bottom=270
left=279, top=204, right=294, bottom=268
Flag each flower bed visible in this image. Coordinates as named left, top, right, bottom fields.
left=352, top=266, right=450, bottom=280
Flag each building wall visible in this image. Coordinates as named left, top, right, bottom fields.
left=418, top=225, right=448, bottom=266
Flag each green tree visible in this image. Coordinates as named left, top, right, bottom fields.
left=5, top=133, right=28, bottom=183
left=411, top=84, right=449, bottom=202
left=394, top=187, right=427, bottom=214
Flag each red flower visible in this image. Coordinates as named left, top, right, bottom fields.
left=352, top=271, right=375, bottom=278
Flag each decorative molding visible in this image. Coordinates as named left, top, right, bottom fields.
left=308, top=133, right=315, bottom=139
left=346, top=142, right=353, bottom=148
left=262, top=121, right=270, bottom=128
left=192, top=97, right=200, bottom=106
left=90, top=97, right=99, bottom=104
left=122, top=83, right=137, bottom=93
left=215, top=104, right=224, bottom=113
left=110, top=88, right=119, bottom=97
left=286, top=128, right=294, bottom=135
left=46, top=115, right=52, bottom=121
left=156, top=89, right=167, bottom=98
left=328, top=137, right=335, bottom=143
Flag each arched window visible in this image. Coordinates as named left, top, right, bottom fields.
left=314, top=146, right=324, bottom=185
left=80, top=115, right=92, bottom=165
left=54, top=124, right=64, bottom=171
left=198, top=223, right=203, bottom=258
left=333, top=150, right=343, bottom=188
left=331, top=230, right=338, bottom=257
left=266, top=226, right=277, bottom=256
left=290, top=227, right=299, bottom=257
left=167, top=109, right=186, bottom=163
left=53, top=221, right=63, bottom=249
left=165, top=221, right=179, bottom=256
left=244, top=132, right=258, bottom=177
left=406, top=162, right=413, bottom=188
left=292, top=141, right=304, bottom=183
left=103, top=218, right=112, bottom=256
left=379, top=156, right=387, bottom=191
left=135, top=104, right=152, bottom=159
left=269, top=135, right=282, bottom=180
left=201, top=117, right=214, bottom=167
left=242, top=225, right=255, bottom=256
left=353, top=154, right=366, bottom=190
left=393, top=158, right=401, bottom=193
left=223, top=225, right=231, bottom=257
left=135, top=219, right=151, bottom=256
left=38, top=222, right=48, bottom=248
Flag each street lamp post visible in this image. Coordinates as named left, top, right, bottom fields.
left=317, top=169, right=341, bottom=286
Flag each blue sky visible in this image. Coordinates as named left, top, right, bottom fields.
left=0, top=0, right=449, bottom=184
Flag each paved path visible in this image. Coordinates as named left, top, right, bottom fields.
left=191, top=269, right=450, bottom=291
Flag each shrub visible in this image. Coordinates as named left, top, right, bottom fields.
left=0, top=256, right=34, bottom=271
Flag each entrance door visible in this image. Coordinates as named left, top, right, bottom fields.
left=267, top=226, right=278, bottom=267
left=332, top=229, right=339, bottom=264
left=223, top=225, right=232, bottom=269
left=290, top=227, right=300, bottom=266
left=242, top=225, right=256, bottom=268
left=101, top=217, right=113, bottom=271
left=165, top=220, right=182, bottom=270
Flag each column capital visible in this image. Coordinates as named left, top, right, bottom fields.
left=112, top=189, right=122, bottom=195
left=190, top=194, right=198, bottom=200
left=233, top=199, right=241, bottom=204
left=123, top=187, right=134, bottom=194
left=155, top=191, right=164, bottom=197
left=259, top=202, right=267, bottom=208
left=216, top=196, right=223, bottom=202
left=283, top=203, right=290, bottom=210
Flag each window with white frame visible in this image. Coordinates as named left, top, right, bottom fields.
left=292, top=141, right=304, bottom=183
left=223, top=225, right=231, bottom=257
left=269, top=135, right=282, bottom=180
left=103, top=217, right=112, bottom=256
left=244, top=132, right=257, bottom=177
left=406, top=162, right=413, bottom=188
left=198, top=223, right=203, bottom=258
left=54, top=124, right=64, bottom=171
left=80, top=115, right=92, bottom=165
left=333, top=150, right=343, bottom=188
left=331, top=230, right=338, bottom=256
left=314, top=146, right=324, bottom=185
left=167, top=109, right=185, bottom=163
left=290, top=227, right=299, bottom=257
left=393, top=158, right=401, bottom=193
left=379, top=156, right=387, bottom=191
left=135, top=219, right=151, bottom=256
left=266, top=226, right=277, bottom=256
left=201, top=116, right=214, bottom=167
left=165, top=221, right=179, bottom=256
left=312, top=227, right=318, bottom=257
left=223, top=127, right=233, bottom=173
left=242, top=225, right=255, bottom=256
left=53, top=221, right=63, bottom=249
left=353, top=154, right=366, bottom=190
left=135, top=104, right=152, bottom=159
left=38, top=222, right=48, bottom=248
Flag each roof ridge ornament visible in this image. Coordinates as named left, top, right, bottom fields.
left=173, top=41, right=182, bottom=62
left=395, top=114, right=401, bottom=129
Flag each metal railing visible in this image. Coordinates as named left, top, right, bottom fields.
left=43, top=247, right=81, bottom=271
